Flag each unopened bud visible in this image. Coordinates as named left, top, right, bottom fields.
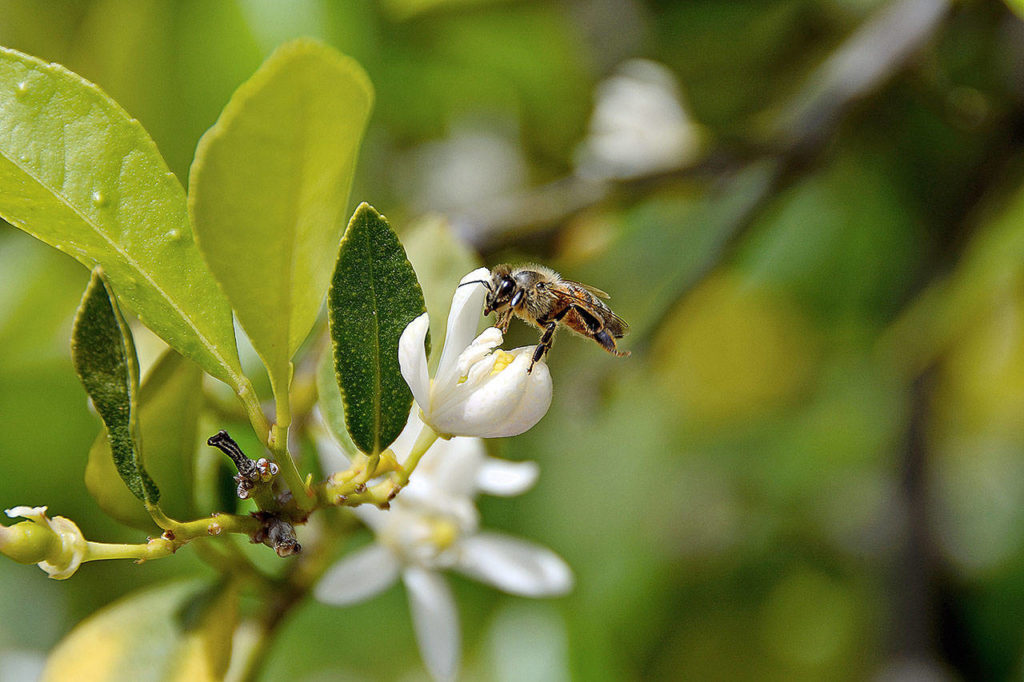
left=0, top=520, right=59, bottom=564
left=2, top=507, right=87, bottom=580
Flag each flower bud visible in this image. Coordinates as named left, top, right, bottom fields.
left=0, top=520, right=60, bottom=565
left=2, top=507, right=87, bottom=580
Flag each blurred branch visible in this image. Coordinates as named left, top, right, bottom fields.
left=455, top=0, right=952, bottom=254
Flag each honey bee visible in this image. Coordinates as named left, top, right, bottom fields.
left=463, top=264, right=630, bottom=372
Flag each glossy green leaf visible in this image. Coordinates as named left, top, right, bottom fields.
left=189, top=38, right=374, bottom=407
left=402, top=215, right=481, bottom=371
left=0, top=46, right=245, bottom=392
left=71, top=270, right=158, bottom=503
left=328, top=204, right=426, bottom=455
left=86, top=350, right=203, bottom=530
left=42, top=579, right=238, bottom=682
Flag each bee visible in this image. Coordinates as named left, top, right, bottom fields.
left=464, top=264, right=630, bottom=372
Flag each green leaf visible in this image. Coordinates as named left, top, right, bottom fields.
left=86, top=350, right=203, bottom=529
left=42, top=579, right=238, bottom=682
left=189, top=38, right=374, bottom=409
left=72, top=269, right=158, bottom=503
left=402, top=215, right=482, bottom=371
left=0, top=46, right=245, bottom=392
left=328, top=203, right=426, bottom=455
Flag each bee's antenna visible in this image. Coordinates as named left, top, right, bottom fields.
left=457, top=279, right=491, bottom=291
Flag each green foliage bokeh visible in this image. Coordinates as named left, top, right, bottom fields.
left=3, top=0, right=1024, bottom=680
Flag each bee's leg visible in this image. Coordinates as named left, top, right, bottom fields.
left=495, top=308, right=513, bottom=333
left=528, top=321, right=559, bottom=373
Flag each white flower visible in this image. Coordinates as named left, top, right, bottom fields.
left=399, top=267, right=553, bottom=439
left=3, top=506, right=87, bottom=580
left=314, top=419, right=573, bottom=682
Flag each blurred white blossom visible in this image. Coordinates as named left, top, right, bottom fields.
left=314, top=413, right=572, bottom=682
left=575, top=59, right=701, bottom=181
left=400, top=268, right=552, bottom=439
left=402, top=125, right=527, bottom=214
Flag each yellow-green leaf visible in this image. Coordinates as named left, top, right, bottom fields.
left=42, top=579, right=238, bottom=682
left=71, top=270, right=157, bottom=503
left=189, top=38, right=374, bottom=409
left=0, top=46, right=246, bottom=392
left=86, top=350, right=203, bottom=530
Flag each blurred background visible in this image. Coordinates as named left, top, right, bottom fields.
left=3, top=0, right=1024, bottom=679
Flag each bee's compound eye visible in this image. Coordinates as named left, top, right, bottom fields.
left=498, top=278, right=514, bottom=297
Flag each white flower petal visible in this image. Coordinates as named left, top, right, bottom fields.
left=435, top=268, right=490, bottom=385
left=399, top=313, right=432, bottom=413
left=315, top=543, right=401, bottom=606
left=42, top=515, right=86, bottom=580
left=404, top=567, right=460, bottom=682
left=352, top=504, right=389, bottom=532
left=5, top=506, right=47, bottom=521
left=476, top=458, right=539, bottom=497
left=412, top=436, right=487, bottom=498
left=456, top=532, right=574, bottom=597
left=501, top=355, right=553, bottom=437
left=446, top=350, right=551, bottom=438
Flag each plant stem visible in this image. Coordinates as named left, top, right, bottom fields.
left=83, top=537, right=173, bottom=562
left=395, top=424, right=440, bottom=487
left=145, top=503, right=262, bottom=546
left=269, top=423, right=314, bottom=512
left=238, top=380, right=271, bottom=445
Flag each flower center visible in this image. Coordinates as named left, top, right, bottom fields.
left=490, top=350, right=514, bottom=375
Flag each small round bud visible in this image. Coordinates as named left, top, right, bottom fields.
left=2, top=507, right=86, bottom=579
left=0, top=520, right=59, bottom=564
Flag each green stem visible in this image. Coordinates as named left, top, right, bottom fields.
left=315, top=424, right=440, bottom=508
left=270, top=423, right=314, bottom=511
left=238, top=380, right=271, bottom=446
left=83, top=537, right=173, bottom=562
left=145, top=503, right=262, bottom=546
left=396, top=423, right=440, bottom=487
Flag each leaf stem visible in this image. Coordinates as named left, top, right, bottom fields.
left=83, top=538, right=173, bottom=562
left=238, top=380, right=271, bottom=445
left=269, top=424, right=314, bottom=512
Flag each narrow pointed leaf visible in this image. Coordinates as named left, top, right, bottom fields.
left=72, top=270, right=158, bottom=503
left=0, top=46, right=245, bottom=391
left=42, top=579, right=238, bottom=682
left=328, top=203, right=426, bottom=454
left=86, top=350, right=203, bottom=529
left=189, top=38, right=374, bottom=405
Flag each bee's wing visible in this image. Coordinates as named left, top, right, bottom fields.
left=563, top=279, right=611, bottom=299
left=606, top=311, right=629, bottom=337
left=550, top=284, right=630, bottom=337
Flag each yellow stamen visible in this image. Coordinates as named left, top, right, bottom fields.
left=430, top=519, right=459, bottom=550
left=490, top=350, right=514, bottom=375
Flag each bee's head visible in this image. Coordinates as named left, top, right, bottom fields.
left=483, top=267, right=516, bottom=315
